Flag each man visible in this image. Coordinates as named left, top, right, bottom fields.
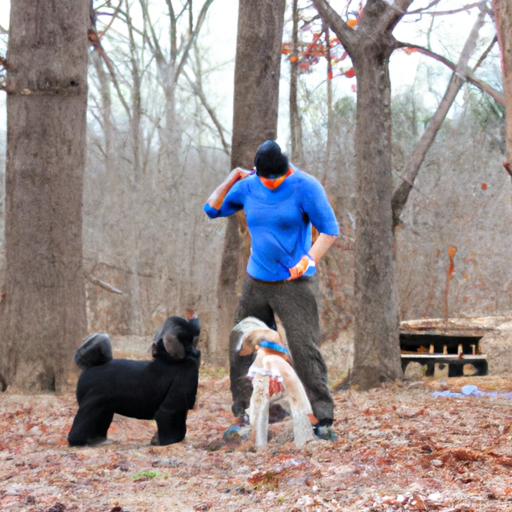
left=204, top=140, right=339, bottom=437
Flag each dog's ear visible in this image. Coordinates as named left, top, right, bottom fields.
left=239, top=342, right=253, bottom=356
left=153, top=327, right=164, bottom=342
left=239, top=328, right=282, bottom=356
left=238, top=331, right=260, bottom=356
left=163, top=333, right=186, bottom=360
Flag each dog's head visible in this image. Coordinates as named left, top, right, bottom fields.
left=152, top=313, right=200, bottom=362
left=233, top=317, right=284, bottom=356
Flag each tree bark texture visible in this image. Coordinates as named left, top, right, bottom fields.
left=313, top=0, right=413, bottom=389
left=1, top=0, right=89, bottom=391
left=213, top=0, right=286, bottom=363
left=492, top=0, right=512, bottom=162
left=350, top=39, right=402, bottom=389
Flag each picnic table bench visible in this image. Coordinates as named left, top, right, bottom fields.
left=400, top=321, right=490, bottom=377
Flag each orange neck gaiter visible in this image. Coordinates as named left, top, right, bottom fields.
left=259, top=167, right=294, bottom=190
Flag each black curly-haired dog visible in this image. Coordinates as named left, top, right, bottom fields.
left=68, top=315, right=200, bottom=447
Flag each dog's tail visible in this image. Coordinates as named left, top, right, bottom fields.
left=74, top=333, right=113, bottom=370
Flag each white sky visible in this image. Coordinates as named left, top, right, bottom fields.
left=0, top=0, right=501, bottom=151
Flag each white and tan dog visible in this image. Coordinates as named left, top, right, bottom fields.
left=233, top=316, right=317, bottom=447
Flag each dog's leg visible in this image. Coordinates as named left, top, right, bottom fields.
left=93, top=410, right=114, bottom=444
left=263, top=356, right=315, bottom=447
left=249, top=372, right=270, bottom=447
left=151, top=368, right=198, bottom=446
left=153, top=409, right=188, bottom=446
left=68, top=405, right=113, bottom=446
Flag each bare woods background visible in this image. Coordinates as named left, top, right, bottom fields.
left=1, top=94, right=510, bottom=366
left=0, top=4, right=511, bottom=369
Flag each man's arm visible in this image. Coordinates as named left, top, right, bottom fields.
left=206, top=167, right=251, bottom=210
left=288, top=233, right=338, bottom=280
left=309, top=233, right=338, bottom=263
left=287, top=174, right=340, bottom=280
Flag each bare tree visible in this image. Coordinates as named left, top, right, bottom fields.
left=212, top=0, right=287, bottom=361
left=313, top=0, right=412, bottom=389
left=289, top=0, right=305, bottom=165
left=492, top=0, right=512, bottom=164
left=392, top=4, right=492, bottom=225
left=396, top=95, right=512, bottom=321
left=0, top=1, right=89, bottom=390
left=136, top=0, right=215, bottom=160
left=311, top=0, right=504, bottom=389
left=82, top=0, right=222, bottom=337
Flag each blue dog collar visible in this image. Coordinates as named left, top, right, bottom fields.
left=259, top=340, right=290, bottom=357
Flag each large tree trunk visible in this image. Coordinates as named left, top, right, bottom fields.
left=212, top=0, right=286, bottom=363
left=312, top=0, right=412, bottom=389
left=492, top=0, right=512, bottom=162
left=1, top=1, right=89, bottom=391
left=350, top=39, right=403, bottom=389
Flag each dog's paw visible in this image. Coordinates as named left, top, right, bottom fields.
left=150, top=432, right=160, bottom=446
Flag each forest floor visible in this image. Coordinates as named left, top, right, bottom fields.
left=1, top=370, right=512, bottom=512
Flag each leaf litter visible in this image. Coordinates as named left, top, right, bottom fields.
left=1, top=372, right=512, bottom=511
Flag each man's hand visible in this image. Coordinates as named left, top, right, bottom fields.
left=227, top=167, right=252, bottom=184
left=206, top=167, right=252, bottom=210
left=288, top=255, right=310, bottom=280
left=288, top=233, right=338, bottom=280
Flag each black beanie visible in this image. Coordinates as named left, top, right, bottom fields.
left=254, top=140, right=289, bottom=179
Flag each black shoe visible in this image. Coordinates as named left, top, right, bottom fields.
left=313, top=425, right=336, bottom=441
left=313, top=419, right=335, bottom=441
left=223, top=416, right=251, bottom=441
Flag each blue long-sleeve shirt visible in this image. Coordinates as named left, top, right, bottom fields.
left=204, top=167, right=339, bottom=281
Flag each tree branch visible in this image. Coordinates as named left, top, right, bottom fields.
left=98, top=0, right=123, bottom=37
left=311, top=0, right=358, bottom=53
left=392, top=4, right=490, bottom=226
left=416, top=2, right=482, bottom=16
left=472, top=35, right=497, bottom=70
left=165, top=0, right=178, bottom=62
left=371, top=0, right=415, bottom=34
left=396, top=42, right=505, bottom=104
left=406, top=0, right=442, bottom=15
left=174, top=0, right=215, bottom=83
left=96, top=47, right=133, bottom=120
left=182, top=68, right=231, bottom=156
left=139, top=0, right=166, bottom=66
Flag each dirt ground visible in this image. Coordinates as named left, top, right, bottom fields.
left=1, top=370, right=512, bottom=512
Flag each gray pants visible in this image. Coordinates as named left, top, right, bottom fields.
left=229, top=274, right=334, bottom=425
